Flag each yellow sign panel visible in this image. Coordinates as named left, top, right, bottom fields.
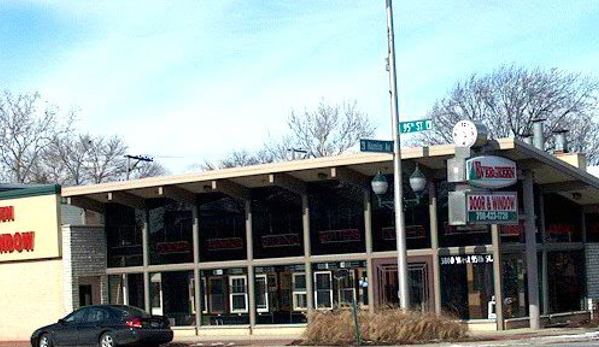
left=0, top=193, right=61, bottom=262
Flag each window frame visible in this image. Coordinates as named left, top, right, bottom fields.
left=292, top=272, right=308, bottom=311
left=229, top=275, right=249, bottom=314
left=255, top=274, right=269, bottom=313
left=314, top=271, right=333, bottom=310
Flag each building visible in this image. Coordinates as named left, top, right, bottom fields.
left=2, top=136, right=599, bottom=340
left=0, top=184, right=63, bottom=341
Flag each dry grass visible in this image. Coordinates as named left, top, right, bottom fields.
left=303, top=309, right=467, bottom=346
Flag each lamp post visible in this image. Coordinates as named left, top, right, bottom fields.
left=371, top=165, right=427, bottom=310
left=384, top=0, right=410, bottom=310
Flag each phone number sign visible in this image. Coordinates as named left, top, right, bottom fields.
left=466, top=192, right=518, bottom=224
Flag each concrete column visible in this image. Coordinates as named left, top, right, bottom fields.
left=302, top=194, right=314, bottom=316
left=366, top=258, right=375, bottom=314
left=428, top=182, right=442, bottom=315
left=245, top=199, right=256, bottom=329
left=142, top=210, right=150, bottom=312
left=491, top=224, right=504, bottom=330
left=539, top=192, right=549, bottom=315
left=192, top=204, right=202, bottom=331
left=524, top=170, right=541, bottom=329
left=302, top=194, right=312, bottom=257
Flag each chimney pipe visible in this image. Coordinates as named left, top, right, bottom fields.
left=553, top=129, right=569, bottom=154
left=532, top=118, right=546, bottom=151
left=522, top=133, right=533, bottom=146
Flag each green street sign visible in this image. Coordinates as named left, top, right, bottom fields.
left=399, top=119, right=433, bottom=134
left=360, top=139, right=393, bottom=153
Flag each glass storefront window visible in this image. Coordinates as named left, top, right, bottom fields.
left=309, top=182, right=365, bottom=255
left=372, top=174, right=431, bottom=251
left=254, top=264, right=307, bottom=324
left=252, top=187, right=304, bottom=259
left=586, top=213, right=599, bottom=242
left=199, top=195, right=247, bottom=262
left=544, top=194, right=582, bottom=242
left=148, top=199, right=194, bottom=265
left=501, top=253, right=528, bottom=319
left=106, top=203, right=144, bottom=267
left=108, top=274, right=145, bottom=309
left=440, top=254, right=495, bottom=320
left=149, top=271, right=195, bottom=326
left=547, top=251, right=584, bottom=313
left=200, top=268, right=249, bottom=325
left=311, top=261, right=368, bottom=310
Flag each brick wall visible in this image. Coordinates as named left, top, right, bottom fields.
left=62, top=225, right=107, bottom=312
left=586, top=243, right=599, bottom=298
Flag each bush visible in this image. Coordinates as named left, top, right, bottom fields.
left=303, top=309, right=467, bottom=345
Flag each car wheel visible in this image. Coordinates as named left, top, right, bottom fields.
left=38, top=333, right=52, bottom=347
left=100, top=332, right=117, bottom=347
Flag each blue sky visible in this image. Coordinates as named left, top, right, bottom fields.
left=1, top=1, right=598, bottom=173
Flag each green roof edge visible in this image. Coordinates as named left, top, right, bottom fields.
left=0, top=184, right=61, bottom=201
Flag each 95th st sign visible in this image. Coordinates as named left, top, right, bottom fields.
left=467, top=192, right=518, bottom=224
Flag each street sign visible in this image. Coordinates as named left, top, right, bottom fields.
left=360, top=139, right=393, bottom=153
left=399, top=119, right=433, bottom=134
left=466, top=192, right=518, bottom=224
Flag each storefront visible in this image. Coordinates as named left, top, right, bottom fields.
left=57, top=137, right=599, bottom=336
left=0, top=185, right=63, bottom=341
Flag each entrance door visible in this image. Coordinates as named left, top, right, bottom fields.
left=79, top=285, right=93, bottom=307
left=377, top=262, right=430, bottom=311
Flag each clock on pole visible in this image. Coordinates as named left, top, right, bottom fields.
left=452, top=120, right=488, bottom=148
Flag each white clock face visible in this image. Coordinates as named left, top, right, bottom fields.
left=452, top=120, right=478, bottom=147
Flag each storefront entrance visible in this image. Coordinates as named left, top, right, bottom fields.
left=374, top=257, right=433, bottom=312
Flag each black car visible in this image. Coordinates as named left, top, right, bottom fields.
left=30, top=305, right=173, bottom=347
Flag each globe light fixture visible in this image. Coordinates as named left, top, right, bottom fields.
left=371, top=171, right=389, bottom=196
left=409, top=164, right=427, bottom=200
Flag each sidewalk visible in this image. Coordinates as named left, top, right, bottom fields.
left=2, top=328, right=598, bottom=347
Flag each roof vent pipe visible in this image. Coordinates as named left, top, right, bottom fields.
left=522, top=133, right=533, bottom=146
left=553, top=129, right=569, bottom=154
left=532, top=118, right=546, bottom=151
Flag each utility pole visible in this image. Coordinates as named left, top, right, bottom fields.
left=125, top=154, right=153, bottom=180
left=385, top=0, right=410, bottom=310
left=288, top=148, right=308, bottom=160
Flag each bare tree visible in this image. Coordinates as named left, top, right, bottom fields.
left=0, top=91, right=75, bottom=183
left=417, top=66, right=599, bottom=163
left=84, top=135, right=128, bottom=183
left=198, top=100, right=375, bottom=171
left=129, top=161, right=169, bottom=179
left=287, top=100, right=375, bottom=158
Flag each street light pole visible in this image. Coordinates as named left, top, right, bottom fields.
left=385, top=0, right=409, bottom=310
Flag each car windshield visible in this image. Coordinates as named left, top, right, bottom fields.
left=118, top=306, right=152, bottom=318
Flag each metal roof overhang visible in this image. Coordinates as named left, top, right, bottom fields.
left=62, top=138, right=599, bottom=211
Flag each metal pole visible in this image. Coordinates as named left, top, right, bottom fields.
left=126, top=156, right=131, bottom=180
left=385, top=0, right=409, bottom=310
left=524, top=170, right=541, bottom=329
